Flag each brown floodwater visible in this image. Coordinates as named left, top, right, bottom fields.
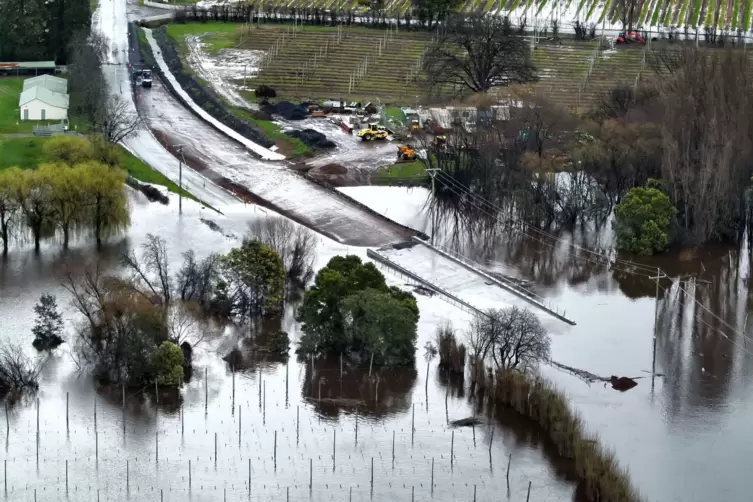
left=0, top=192, right=580, bottom=501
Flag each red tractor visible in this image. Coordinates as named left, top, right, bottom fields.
left=615, top=31, right=646, bottom=45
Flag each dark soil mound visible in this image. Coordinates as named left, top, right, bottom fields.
left=450, top=417, right=483, bottom=427
left=610, top=376, right=638, bottom=391
left=315, top=163, right=347, bottom=175
left=285, top=128, right=336, bottom=149
left=262, top=100, right=309, bottom=120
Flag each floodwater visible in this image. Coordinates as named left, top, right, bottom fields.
left=339, top=186, right=753, bottom=502
left=0, top=191, right=580, bottom=501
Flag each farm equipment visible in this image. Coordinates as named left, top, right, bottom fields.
left=396, top=145, right=417, bottom=162
left=357, top=123, right=390, bottom=141
left=615, top=31, right=645, bottom=44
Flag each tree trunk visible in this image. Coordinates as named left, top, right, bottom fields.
left=62, top=224, right=69, bottom=249
left=1, top=220, right=7, bottom=256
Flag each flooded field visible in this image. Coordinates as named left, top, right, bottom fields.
left=0, top=191, right=580, bottom=501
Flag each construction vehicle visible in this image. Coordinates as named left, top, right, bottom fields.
left=357, top=123, right=390, bottom=141
left=141, top=69, right=152, bottom=88
left=615, top=31, right=645, bottom=44
left=431, top=135, right=448, bottom=151
left=396, top=145, right=417, bottom=162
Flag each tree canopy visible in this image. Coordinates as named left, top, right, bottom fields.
left=297, top=255, right=419, bottom=366
left=423, top=15, right=537, bottom=93
left=613, top=183, right=677, bottom=255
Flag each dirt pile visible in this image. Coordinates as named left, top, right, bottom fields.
left=261, top=100, right=309, bottom=120
left=285, top=129, right=336, bottom=150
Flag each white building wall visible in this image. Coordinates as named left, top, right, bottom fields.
left=20, top=100, right=67, bottom=121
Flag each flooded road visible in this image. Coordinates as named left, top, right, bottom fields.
left=339, top=186, right=753, bottom=502
left=0, top=191, right=578, bottom=501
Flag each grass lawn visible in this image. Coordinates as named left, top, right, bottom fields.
left=373, top=160, right=428, bottom=185
left=166, top=23, right=244, bottom=54
left=0, top=137, right=49, bottom=169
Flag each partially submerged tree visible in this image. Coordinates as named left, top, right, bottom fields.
left=613, top=183, right=677, bottom=255
left=423, top=15, right=537, bottom=94
left=0, top=341, right=45, bottom=400
left=297, top=255, right=419, bottom=366
left=469, top=306, right=550, bottom=372
left=247, top=217, right=318, bottom=290
left=31, top=294, right=65, bottom=351
left=100, top=95, right=143, bottom=144
left=0, top=168, right=21, bottom=255
left=121, top=233, right=172, bottom=306
left=152, top=341, right=184, bottom=387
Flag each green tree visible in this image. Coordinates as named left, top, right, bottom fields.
left=15, top=169, right=56, bottom=252
left=614, top=184, right=677, bottom=255
left=43, top=136, right=94, bottom=165
left=413, top=0, right=462, bottom=28
left=297, top=255, right=420, bottom=366
left=152, top=341, right=184, bottom=387
left=40, top=163, right=87, bottom=248
left=341, top=289, right=419, bottom=366
left=220, top=239, right=285, bottom=319
left=0, top=168, right=22, bottom=256
left=31, top=293, right=65, bottom=351
left=78, top=161, right=130, bottom=248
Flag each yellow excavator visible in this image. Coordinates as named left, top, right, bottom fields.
left=357, top=123, right=390, bottom=141
left=396, top=144, right=417, bottom=162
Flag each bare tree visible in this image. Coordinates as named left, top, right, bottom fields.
left=175, top=250, right=221, bottom=310
left=423, top=15, right=537, bottom=94
left=101, top=95, right=143, bottom=144
left=0, top=341, right=45, bottom=398
left=121, top=233, right=172, bottom=305
left=247, top=217, right=318, bottom=289
left=469, top=306, right=550, bottom=372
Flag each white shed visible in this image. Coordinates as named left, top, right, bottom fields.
left=19, top=86, right=69, bottom=121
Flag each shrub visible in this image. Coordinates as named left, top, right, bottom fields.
left=152, top=341, right=184, bottom=387
left=436, top=323, right=465, bottom=374
left=255, top=85, right=277, bottom=98
left=267, top=330, right=290, bottom=355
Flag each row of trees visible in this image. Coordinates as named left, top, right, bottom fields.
left=0, top=0, right=91, bottom=63
left=0, top=136, right=132, bottom=254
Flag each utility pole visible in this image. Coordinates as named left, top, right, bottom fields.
left=649, top=267, right=667, bottom=393
left=426, top=168, right=439, bottom=245
left=172, top=144, right=185, bottom=214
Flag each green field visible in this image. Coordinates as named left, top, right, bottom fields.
left=166, top=23, right=246, bottom=54
left=373, top=160, right=428, bottom=185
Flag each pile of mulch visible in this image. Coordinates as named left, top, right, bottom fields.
left=261, top=100, right=309, bottom=120
left=284, top=129, right=336, bottom=149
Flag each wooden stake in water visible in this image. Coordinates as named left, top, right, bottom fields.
left=94, top=397, right=97, bottom=430
left=412, top=486, right=415, bottom=502
left=155, top=431, right=159, bottom=463
left=296, top=405, right=300, bottom=442
left=369, top=352, right=374, bottom=377
left=431, top=457, right=434, bottom=494
left=526, top=480, right=532, bottom=501
left=450, top=430, right=454, bottom=466
left=205, top=368, right=208, bottom=409
left=309, top=458, right=312, bottom=490
left=285, top=361, right=289, bottom=406
left=506, top=453, right=512, bottom=489
left=333, top=428, right=336, bottom=469
left=274, top=430, right=278, bottom=468
left=126, top=460, right=129, bottom=491
left=36, top=398, right=39, bottom=435
left=5, top=402, right=9, bottom=436
left=181, top=405, right=184, bottom=436
left=248, top=458, right=251, bottom=494
left=65, top=460, right=68, bottom=493
left=122, top=384, right=126, bottom=433
left=258, top=369, right=262, bottom=409
left=155, top=380, right=158, bottom=405
left=188, top=459, right=191, bottom=490
left=392, top=430, right=395, bottom=462
left=473, top=485, right=477, bottom=501
left=370, top=457, right=374, bottom=491
left=232, top=365, right=235, bottom=408
left=411, top=404, right=415, bottom=445
left=489, top=429, right=494, bottom=465
left=215, top=432, right=218, bottom=462
left=340, top=352, right=343, bottom=378
left=355, top=412, right=358, bottom=444
left=263, top=381, right=266, bottom=423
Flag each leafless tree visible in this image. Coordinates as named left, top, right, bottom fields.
left=121, top=233, right=172, bottom=305
left=423, top=14, right=537, bottom=94
left=468, top=306, right=550, bottom=372
left=247, top=217, right=318, bottom=289
left=101, top=95, right=143, bottom=144
left=0, top=341, right=45, bottom=398
left=651, top=48, right=753, bottom=243
left=175, top=250, right=221, bottom=310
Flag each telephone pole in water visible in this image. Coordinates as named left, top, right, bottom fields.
left=649, top=267, right=667, bottom=393
left=172, top=144, right=185, bottom=214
